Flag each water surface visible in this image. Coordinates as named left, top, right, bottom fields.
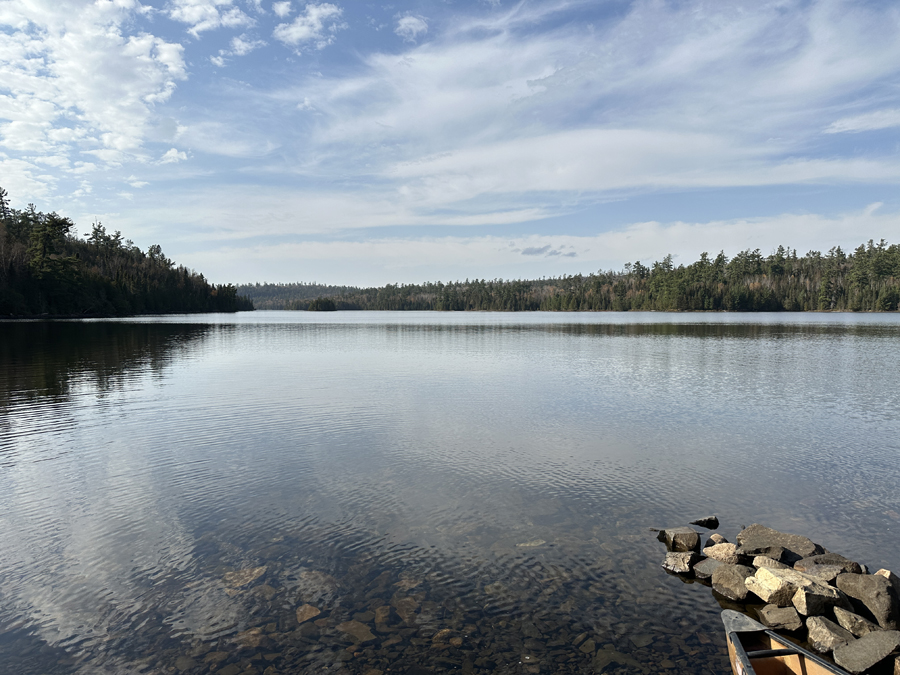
left=2, top=311, right=899, bottom=675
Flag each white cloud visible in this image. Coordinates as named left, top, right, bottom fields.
left=0, top=0, right=185, bottom=175
left=179, top=204, right=900, bottom=285
left=166, top=0, right=253, bottom=37
left=395, top=15, right=427, bottom=43
left=174, top=121, right=280, bottom=157
left=159, top=148, right=188, bottom=163
left=273, top=2, right=345, bottom=49
left=256, top=0, right=900, bottom=226
left=272, top=1, right=292, bottom=18
left=825, top=109, right=900, bottom=134
left=230, top=34, right=266, bottom=55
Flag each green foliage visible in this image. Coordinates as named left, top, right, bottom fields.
left=240, top=242, right=900, bottom=313
left=0, top=187, right=253, bottom=317
left=307, top=297, right=337, bottom=311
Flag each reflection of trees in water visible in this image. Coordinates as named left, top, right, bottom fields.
left=0, top=322, right=213, bottom=407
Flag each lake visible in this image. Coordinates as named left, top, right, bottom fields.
left=1, top=311, right=899, bottom=675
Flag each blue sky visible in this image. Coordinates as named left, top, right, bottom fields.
left=2, top=0, right=900, bottom=285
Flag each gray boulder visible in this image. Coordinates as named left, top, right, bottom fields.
left=662, top=551, right=700, bottom=574
left=806, top=616, right=855, bottom=654
left=792, top=582, right=852, bottom=617
left=795, top=553, right=863, bottom=575
left=693, top=558, right=723, bottom=581
left=752, top=556, right=789, bottom=570
left=736, top=524, right=825, bottom=564
left=690, top=515, right=719, bottom=529
left=799, top=564, right=845, bottom=585
left=836, top=573, right=900, bottom=629
left=756, top=605, right=803, bottom=631
left=712, top=564, right=756, bottom=602
left=703, top=543, right=742, bottom=565
left=833, top=629, right=900, bottom=674
left=659, top=527, right=701, bottom=553
left=834, top=607, right=882, bottom=638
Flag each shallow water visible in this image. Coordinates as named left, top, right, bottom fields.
left=1, top=311, right=899, bottom=675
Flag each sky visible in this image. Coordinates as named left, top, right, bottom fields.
left=2, top=0, right=900, bottom=285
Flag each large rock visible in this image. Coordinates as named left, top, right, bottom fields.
left=744, top=568, right=811, bottom=607
left=690, top=516, right=719, bottom=529
left=756, top=605, right=803, bottom=631
left=660, top=527, right=701, bottom=552
left=799, top=564, right=845, bottom=585
left=834, top=607, right=882, bottom=637
left=736, top=524, right=824, bottom=564
left=792, top=581, right=852, bottom=616
left=876, top=569, right=900, bottom=595
left=806, top=616, right=855, bottom=654
left=795, top=553, right=862, bottom=575
left=712, top=564, right=755, bottom=602
left=662, top=551, right=700, bottom=574
left=752, top=556, right=789, bottom=570
left=693, top=558, right=723, bottom=581
left=833, top=630, right=900, bottom=674
left=836, top=573, right=900, bottom=629
left=703, top=543, right=742, bottom=565
left=744, top=567, right=846, bottom=615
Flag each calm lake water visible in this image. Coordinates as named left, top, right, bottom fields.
left=1, top=311, right=899, bottom=675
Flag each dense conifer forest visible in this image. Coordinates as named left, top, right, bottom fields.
left=0, top=187, right=252, bottom=317
left=238, top=242, right=900, bottom=312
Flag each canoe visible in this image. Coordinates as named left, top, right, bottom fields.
left=722, top=610, right=850, bottom=675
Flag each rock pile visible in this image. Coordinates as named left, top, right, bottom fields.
left=657, top=521, right=900, bottom=674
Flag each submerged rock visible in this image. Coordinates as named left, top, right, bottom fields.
left=223, top=566, right=267, bottom=588
left=337, top=620, right=376, bottom=643
left=295, top=604, right=321, bottom=624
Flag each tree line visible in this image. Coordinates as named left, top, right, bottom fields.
left=0, top=187, right=253, bottom=317
left=238, top=242, right=900, bottom=312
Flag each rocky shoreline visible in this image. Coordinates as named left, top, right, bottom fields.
left=656, top=519, right=900, bottom=674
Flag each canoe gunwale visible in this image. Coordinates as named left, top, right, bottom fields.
left=723, top=610, right=851, bottom=675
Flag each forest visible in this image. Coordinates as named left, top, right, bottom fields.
left=237, top=242, right=900, bottom=312
left=0, top=187, right=252, bottom=317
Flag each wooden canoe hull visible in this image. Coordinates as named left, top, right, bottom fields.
left=723, top=611, right=850, bottom=675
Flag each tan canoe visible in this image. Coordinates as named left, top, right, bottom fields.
left=722, top=610, right=850, bottom=675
